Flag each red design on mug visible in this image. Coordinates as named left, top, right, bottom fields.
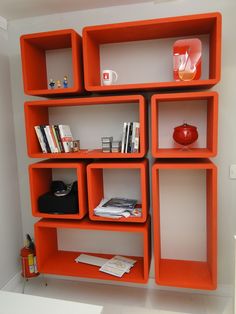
left=103, top=73, right=109, bottom=80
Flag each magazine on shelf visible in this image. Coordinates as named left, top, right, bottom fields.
left=102, top=197, right=137, bottom=209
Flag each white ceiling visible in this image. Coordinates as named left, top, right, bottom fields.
left=0, top=0, right=155, bottom=20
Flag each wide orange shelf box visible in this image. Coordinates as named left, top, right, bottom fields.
left=151, top=91, right=218, bottom=158
left=83, top=12, right=221, bottom=92
left=152, top=159, right=217, bottom=290
left=87, top=159, right=149, bottom=223
left=35, top=217, right=151, bottom=283
left=24, top=95, right=147, bottom=159
left=20, top=29, right=83, bottom=96
left=29, top=160, right=88, bottom=220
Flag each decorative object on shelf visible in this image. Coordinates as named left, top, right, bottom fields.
left=101, top=136, right=113, bottom=152
left=173, top=38, right=202, bottom=81
left=72, top=140, right=80, bottom=152
left=173, top=122, right=198, bottom=148
left=102, top=69, right=118, bottom=86
left=57, top=80, right=62, bottom=88
left=63, top=75, right=68, bottom=88
left=111, top=140, right=121, bottom=153
left=48, top=78, right=55, bottom=89
left=38, top=180, right=79, bottom=214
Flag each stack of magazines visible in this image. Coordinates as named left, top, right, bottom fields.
left=93, top=197, right=141, bottom=218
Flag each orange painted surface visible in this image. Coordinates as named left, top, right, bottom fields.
left=20, top=29, right=83, bottom=96
left=152, top=159, right=217, bottom=290
left=34, top=217, right=151, bottom=283
left=87, top=159, right=149, bottom=223
left=151, top=91, right=218, bottom=158
left=83, top=12, right=221, bottom=92
left=24, top=95, right=147, bottom=159
left=29, top=160, right=88, bottom=220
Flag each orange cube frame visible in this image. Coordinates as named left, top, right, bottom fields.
left=35, top=217, right=151, bottom=283
left=20, top=29, right=83, bottom=96
left=29, top=160, right=87, bottom=220
left=83, top=12, right=221, bottom=92
left=87, top=159, right=149, bottom=223
left=24, top=95, right=147, bottom=159
left=152, top=159, right=217, bottom=290
left=151, top=91, right=218, bottom=158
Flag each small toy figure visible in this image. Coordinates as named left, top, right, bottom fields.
left=49, top=78, right=55, bottom=89
left=63, top=75, right=68, bottom=88
left=57, top=80, right=62, bottom=88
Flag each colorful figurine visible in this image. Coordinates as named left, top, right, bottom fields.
left=49, top=78, right=55, bottom=89
left=57, top=80, right=62, bottom=88
left=63, top=75, right=68, bottom=88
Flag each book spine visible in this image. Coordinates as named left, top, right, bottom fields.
left=45, top=125, right=57, bottom=153
left=121, top=122, right=127, bottom=153
left=133, top=122, right=140, bottom=153
left=54, top=125, right=65, bottom=153
left=127, top=122, right=133, bottom=153
left=49, top=126, right=59, bottom=153
left=58, top=125, right=73, bottom=153
left=39, top=125, right=51, bottom=153
left=34, top=126, right=47, bottom=153
left=125, top=122, right=130, bottom=153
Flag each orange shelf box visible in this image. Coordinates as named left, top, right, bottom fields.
left=151, top=91, right=218, bottom=158
left=35, top=217, right=151, bottom=283
left=87, top=159, right=149, bottom=223
left=29, top=160, right=87, bottom=220
left=20, top=29, right=83, bottom=96
left=24, top=95, right=147, bottom=159
left=152, top=159, right=217, bottom=290
left=83, top=12, right=221, bottom=92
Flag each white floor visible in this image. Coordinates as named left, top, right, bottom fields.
left=7, top=275, right=234, bottom=314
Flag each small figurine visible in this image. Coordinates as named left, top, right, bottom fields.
left=57, top=80, right=62, bottom=88
left=63, top=75, right=68, bottom=88
left=49, top=78, right=55, bottom=89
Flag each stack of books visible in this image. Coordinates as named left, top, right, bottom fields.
left=111, top=140, right=121, bottom=153
left=101, top=136, right=113, bottom=152
left=121, top=122, right=140, bottom=153
left=34, top=124, right=73, bottom=153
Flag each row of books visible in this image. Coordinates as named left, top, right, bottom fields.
left=34, top=125, right=73, bottom=153
left=121, top=122, right=140, bottom=153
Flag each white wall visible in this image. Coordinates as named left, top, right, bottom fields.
left=0, top=28, right=23, bottom=288
left=7, top=0, right=236, bottom=291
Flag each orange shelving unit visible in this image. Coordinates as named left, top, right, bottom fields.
left=87, top=159, right=149, bottom=223
left=24, top=95, right=147, bottom=159
left=35, top=217, right=151, bottom=283
left=29, top=160, right=87, bottom=220
left=151, top=91, right=218, bottom=158
left=20, top=29, right=83, bottom=96
left=83, top=12, right=221, bottom=92
left=152, top=159, right=217, bottom=290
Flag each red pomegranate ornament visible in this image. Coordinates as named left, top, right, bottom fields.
left=173, top=123, right=198, bottom=146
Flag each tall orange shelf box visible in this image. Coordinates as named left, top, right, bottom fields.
left=24, top=95, right=147, bottom=159
left=152, top=159, right=217, bottom=290
left=83, top=12, right=221, bottom=92
left=151, top=91, right=218, bottom=158
left=20, top=29, right=83, bottom=96
left=35, top=217, right=151, bottom=283
left=87, top=159, right=149, bottom=223
left=29, top=160, right=88, bottom=220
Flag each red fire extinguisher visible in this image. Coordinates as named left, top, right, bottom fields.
left=20, top=234, right=39, bottom=278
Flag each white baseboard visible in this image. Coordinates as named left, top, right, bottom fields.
left=2, top=271, right=234, bottom=298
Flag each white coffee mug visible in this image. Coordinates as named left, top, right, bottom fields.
left=102, top=69, right=118, bottom=86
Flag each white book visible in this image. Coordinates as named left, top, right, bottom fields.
left=133, top=122, right=140, bottom=153
left=44, top=125, right=58, bottom=153
left=58, top=125, right=73, bottom=153
left=34, top=126, right=47, bottom=153
left=121, top=122, right=127, bottom=153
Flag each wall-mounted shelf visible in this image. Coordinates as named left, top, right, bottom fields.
left=29, top=160, right=87, bottom=220
left=20, top=29, right=83, bottom=97
left=152, top=159, right=217, bottom=290
left=83, top=12, right=221, bottom=92
left=87, top=159, right=149, bottom=223
left=24, top=95, right=147, bottom=159
left=151, top=91, right=218, bottom=158
left=35, top=217, right=151, bottom=283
